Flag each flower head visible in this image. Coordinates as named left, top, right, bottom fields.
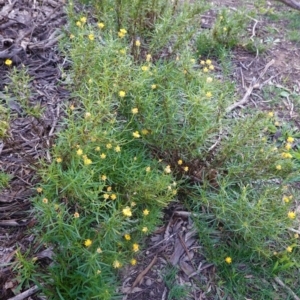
left=276, top=165, right=282, bottom=170
left=97, top=247, right=102, bottom=253
left=103, top=193, right=109, bottom=200
left=113, top=260, right=121, bottom=268
left=287, top=137, right=294, bottom=143
left=178, top=159, right=183, bottom=165
left=74, top=212, right=79, bottom=218
left=141, top=65, right=149, bottom=71
left=110, top=194, right=117, bottom=200
left=203, top=67, right=209, bottom=73
left=183, top=166, right=189, bottom=172
left=80, top=16, right=87, bottom=23
left=143, top=209, right=149, bottom=216
left=142, top=227, right=148, bottom=233
left=151, top=84, right=157, bottom=89
left=36, top=187, right=43, bottom=193
left=206, top=59, right=212, bottom=65
left=5, top=59, right=12, bottom=66
left=118, top=28, right=127, bottom=38
left=286, top=246, right=293, bottom=253
left=97, top=22, right=105, bottom=29
left=209, top=65, right=214, bottom=70
left=132, top=243, right=139, bottom=252
left=135, top=40, right=141, bottom=47
left=146, top=54, right=152, bottom=62
left=132, top=131, right=140, bottom=138
left=42, top=198, right=48, bottom=204
left=123, top=206, right=132, bottom=217
left=225, top=256, right=232, bottom=264
left=285, top=143, right=292, bottom=150
left=206, top=77, right=213, bottom=83
left=83, top=157, right=92, bottom=165
left=101, top=175, right=107, bottom=181
left=146, top=166, right=151, bottom=172
left=124, top=234, right=131, bottom=241
left=88, top=33, right=94, bottom=41
left=76, top=21, right=82, bottom=27
left=106, top=143, right=112, bottom=149
left=84, top=239, right=92, bottom=247
left=115, top=146, right=121, bottom=152
left=131, top=107, right=138, bottom=114
left=119, top=91, right=126, bottom=98
left=100, top=153, right=106, bottom=159
left=141, top=129, right=149, bottom=135
left=77, top=149, right=83, bottom=156
left=56, top=157, right=62, bottom=163
left=206, top=92, right=212, bottom=98
left=131, top=259, right=137, bottom=266
left=164, top=165, right=171, bottom=174
left=288, top=211, right=296, bottom=220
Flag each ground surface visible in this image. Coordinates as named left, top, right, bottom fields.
left=0, top=0, right=299, bottom=299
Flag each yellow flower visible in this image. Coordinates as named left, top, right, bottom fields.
left=36, top=187, right=43, bottom=193
left=268, top=111, right=274, bottom=117
left=132, top=131, right=140, bottom=138
left=283, top=196, right=290, bottom=203
left=223, top=27, right=227, bottom=32
left=56, top=157, right=62, bottom=163
left=101, top=175, right=107, bottom=181
left=206, top=92, right=212, bottom=98
left=88, top=33, right=95, bottom=41
left=106, top=143, right=112, bottom=149
left=123, top=206, right=132, bottom=217
left=110, top=194, right=117, bottom=200
left=287, top=137, right=294, bottom=143
left=100, top=153, right=106, bottom=159
left=74, top=212, right=79, bottom=218
left=132, top=107, right=138, bottom=114
left=209, top=65, right=214, bottom=70
left=119, top=91, right=126, bottom=98
left=282, top=152, right=292, bottom=159
left=80, top=17, right=87, bottom=23
left=103, top=193, right=109, bottom=200
left=5, top=59, right=13, bottom=66
left=97, top=247, right=102, bottom=253
left=119, top=28, right=127, bottom=34
left=83, top=157, right=92, bottom=165
left=132, top=243, right=139, bottom=252
left=135, top=40, right=141, bottom=47
left=294, top=233, right=299, bottom=239
left=151, top=84, right=157, bottom=89
left=70, top=104, right=75, bottom=110
left=97, top=22, right=105, bottom=29
left=178, top=159, right=183, bottom=165
left=285, top=143, right=292, bottom=150
left=200, top=60, right=205, bottom=65
left=164, top=165, right=171, bottom=174
left=206, top=59, right=212, bottom=65
left=84, top=239, right=92, bottom=247
left=131, top=201, right=136, bottom=207
left=141, top=129, right=149, bottom=135
left=85, top=112, right=91, bottom=118
left=142, top=227, right=148, bottom=233
left=203, top=67, right=209, bottom=73
left=107, top=186, right=112, bottom=192
left=275, top=121, right=280, bottom=126
left=183, top=166, right=189, bottom=172
left=276, top=165, right=282, bottom=170
left=288, top=211, right=296, bottom=220
left=119, top=49, right=126, bottom=55
left=286, top=246, right=293, bottom=253
left=42, top=198, right=48, bottom=204
left=115, top=146, right=121, bottom=152
left=146, top=54, right=152, bottom=62
left=76, top=21, right=82, bottom=27
left=141, top=65, right=149, bottom=71
left=146, top=166, right=151, bottom=172
left=97, top=270, right=101, bottom=274
left=206, top=77, right=213, bottom=83
left=131, top=259, right=137, bottom=266
left=118, top=29, right=127, bottom=38
left=113, top=260, right=121, bottom=268
left=143, top=209, right=149, bottom=216
left=77, top=149, right=83, bottom=156
left=95, top=146, right=100, bottom=151
left=225, top=256, right=232, bottom=264
left=124, top=234, right=131, bottom=241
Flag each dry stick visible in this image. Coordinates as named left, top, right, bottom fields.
left=8, top=285, right=39, bottom=300
left=226, top=59, right=275, bottom=113
left=274, top=277, right=300, bottom=300
left=288, top=228, right=300, bottom=234
left=129, top=255, right=158, bottom=292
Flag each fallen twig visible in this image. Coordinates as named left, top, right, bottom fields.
left=274, top=277, right=300, bottom=300
left=129, top=255, right=157, bottom=292
left=8, top=285, right=39, bottom=300
left=226, top=59, right=275, bottom=113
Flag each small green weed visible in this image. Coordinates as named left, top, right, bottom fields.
left=0, top=103, right=9, bottom=138
left=0, top=171, right=12, bottom=191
